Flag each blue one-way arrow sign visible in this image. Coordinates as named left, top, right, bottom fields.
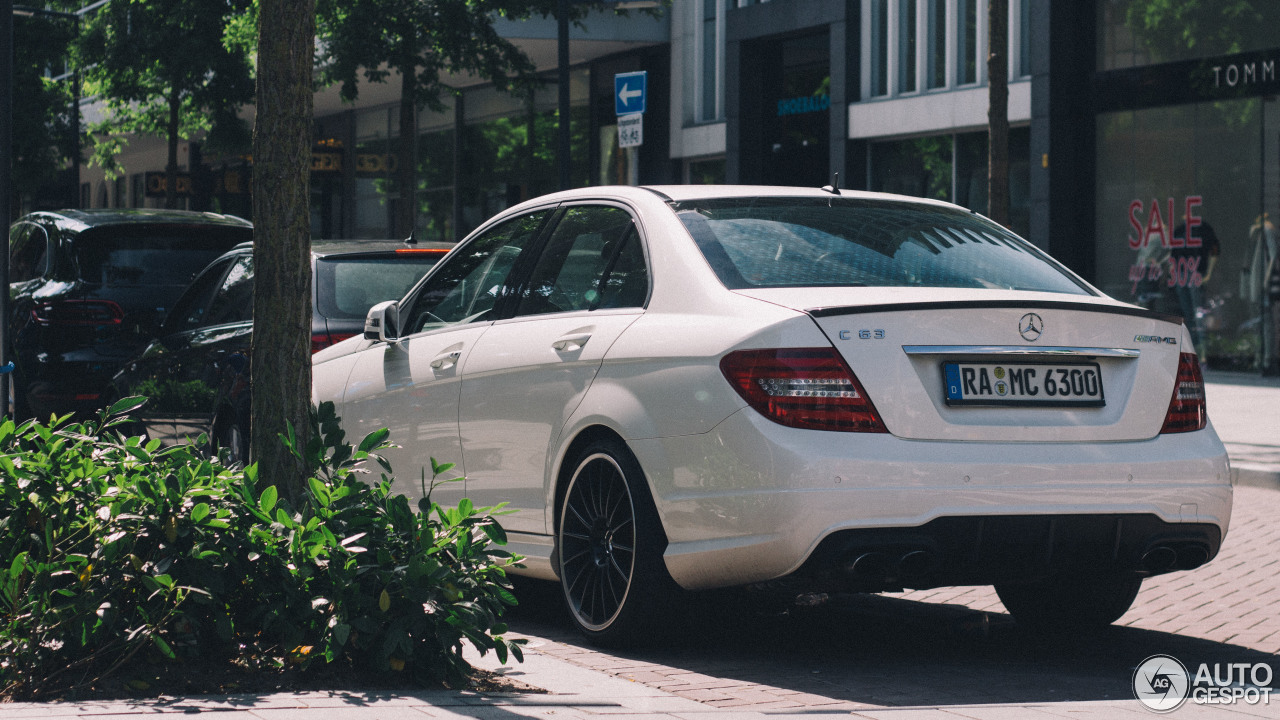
left=615, top=71, right=647, bottom=116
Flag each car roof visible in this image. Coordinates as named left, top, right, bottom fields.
left=21, top=208, right=253, bottom=233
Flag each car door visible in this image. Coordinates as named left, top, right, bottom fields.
left=166, top=254, right=255, bottom=444
left=113, top=254, right=237, bottom=443
left=458, top=203, right=650, bottom=535
left=337, top=210, right=551, bottom=510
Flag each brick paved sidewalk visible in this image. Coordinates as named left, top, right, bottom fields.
left=510, top=484, right=1280, bottom=714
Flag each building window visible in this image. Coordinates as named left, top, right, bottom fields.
left=927, top=0, right=946, bottom=89
left=870, top=0, right=888, bottom=97
left=1017, top=0, right=1030, bottom=78
left=699, top=0, right=725, bottom=122
left=957, top=0, right=978, bottom=85
left=897, top=0, right=917, bottom=93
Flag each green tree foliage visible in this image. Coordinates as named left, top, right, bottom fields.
left=316, top=0, right=560, bottom=235
left=75, top=0, right=255, bottom=208
left=10, top=6, right=79, bottom=211
left=0, top=399, right=523, bottom=699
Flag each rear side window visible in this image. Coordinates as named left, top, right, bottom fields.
left=9, top=222, right=51, bottom=283
left=315, top=254, right=443, bottom=320
left=514, top=205, right=647, bottom=317
left=674, top=198, right=1091, bottom=295
left=74, top=227, right=248, bottom=289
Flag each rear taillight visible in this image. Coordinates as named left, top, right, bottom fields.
left=311, top=332, right=356, bottom=354
left=31, top=300, right=124, bottom=326
left=720, top=348, right=887, bottom=433
left=1160, top=352, right=1206, bottom=434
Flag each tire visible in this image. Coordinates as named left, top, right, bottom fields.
left=557, top=438, right=678, bottom=646
left=996, top=574, right=1142, bottom=631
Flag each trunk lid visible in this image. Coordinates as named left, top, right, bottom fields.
left=738, top=288, right=1187, bottom=442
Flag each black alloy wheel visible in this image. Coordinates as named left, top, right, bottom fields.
left=557, top=439, right=676, bottom=645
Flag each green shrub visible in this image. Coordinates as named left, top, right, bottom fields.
left=0, top=398, right=523, bottom=700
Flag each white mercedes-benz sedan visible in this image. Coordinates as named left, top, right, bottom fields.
left=312, top=185, right=1231, bottom=644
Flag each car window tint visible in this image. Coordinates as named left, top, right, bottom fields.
left=316, top=254, right=443, bottom=320
left=401, top=211, right=548, bottom=334
left=74, top=229, right=245, bottom=290
left=594, top=228, right=648, bottom=310
left=674, top=198, right=1092, bottom=295
left=9, top=223, right=50, bottom=283
left=514, top=206, right=637, bottom=317
left=164, top=257, right=236, bottom=333
left=204, top=255, right=254, bottom=326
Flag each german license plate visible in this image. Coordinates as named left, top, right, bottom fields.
left=943, top=362, right=1105, bottom=407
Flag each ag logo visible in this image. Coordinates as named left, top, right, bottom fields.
left=1133, top=654, right=1190, bottom=713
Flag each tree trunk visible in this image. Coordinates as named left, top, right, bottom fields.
left=252, top=0, right=315, bottom=500
left=396, top=67, right=417, bottom=238
left=987, top=0, right=1009, bottom=228
left=165, top=91, right=180, bottom=209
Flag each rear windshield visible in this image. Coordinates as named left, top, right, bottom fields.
left=74, top=227, right=249, bottom=289
left=673, top=198, right=1092, bottom=295
left=316, top=254, right=443, bottom=320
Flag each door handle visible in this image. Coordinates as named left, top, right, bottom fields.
left=430, top=350, right=462, bottom=370
left=552, top=333, right=592, bottom=351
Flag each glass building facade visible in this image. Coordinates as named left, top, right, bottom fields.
left=1093, top=0, right=1280, bottom=372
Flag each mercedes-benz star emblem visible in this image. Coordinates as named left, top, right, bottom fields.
left=1019, top=313, right=1043, bottom=342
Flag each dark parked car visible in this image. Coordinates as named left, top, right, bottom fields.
left=111, top=239, right=452, bottom=461
left=7, top=209, right=253, bottom=419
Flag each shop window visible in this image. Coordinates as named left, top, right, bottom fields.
left=1095, top=99, right=1276, bottom=370
left=354, top=106, right=394, bottom=239
left=687, top=157, right=726, bottom=184
left=871, top=135, right=953, bottom=201
left=460, top=72, right=589, bottom=236
left=1096, top=0, right=1280, bottom=72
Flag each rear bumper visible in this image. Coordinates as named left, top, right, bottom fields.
left=629, top=409, right=1233, bottom=591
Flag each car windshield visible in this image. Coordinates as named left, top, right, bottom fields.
left=673, top=197, right=1092, bottom=295
left=316, top=254, right=443, bottom=320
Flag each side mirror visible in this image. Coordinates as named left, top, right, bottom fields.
left=364, top=300, right=400, bottom=342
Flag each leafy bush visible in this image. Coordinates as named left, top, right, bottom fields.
left=0, top=398, right=523, bottom=700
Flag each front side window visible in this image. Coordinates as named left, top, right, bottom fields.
left=674, top=197, right=1092, bottom=295
left=204, top=255, right=255, bottom=326
left=514, top=206, right=647, bottom=317
left=400, top=211, right=549, bottom=334
left=164, top=257, right=236, bottom=333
